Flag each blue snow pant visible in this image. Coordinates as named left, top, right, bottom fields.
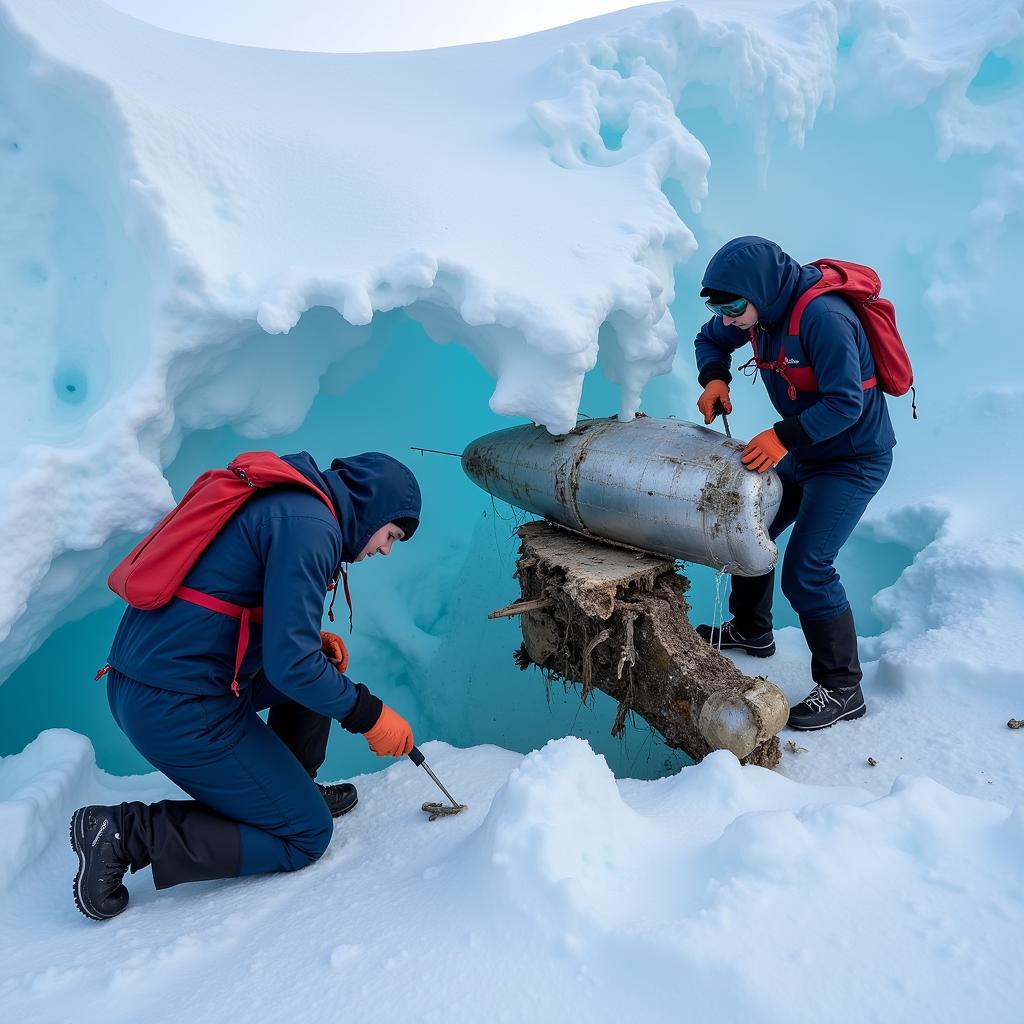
left=730, top=450, right=893, bottom=630
left=107, top=668, right=335, bottom=889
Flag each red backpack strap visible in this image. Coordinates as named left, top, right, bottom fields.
left=175, top=587, right=266, bottom=696
left=737, top=326, right=761, bottom=373
left=787, top=262, right=846, bottom=336
left=786, top=261, right=879, bottom=395
left=739, top=326, right=809, bottom=401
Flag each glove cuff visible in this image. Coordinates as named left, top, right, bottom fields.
left=698, top=362, right=732, bottom=388
left=340, top=684, right=384, bottom=734
left=773, top=416, right=812, bottom=450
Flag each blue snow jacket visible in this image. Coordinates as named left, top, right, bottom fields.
left=695, top=236, right=896, bottom=462
left=107, top=451, right=421, bottom=727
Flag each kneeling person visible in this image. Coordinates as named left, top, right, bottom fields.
left=71, top=450, right=421, bottom=921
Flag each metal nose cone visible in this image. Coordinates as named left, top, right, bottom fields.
left=462, top=416, right=782, bottom=578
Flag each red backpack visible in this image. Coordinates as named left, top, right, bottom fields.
left=102, top=451, right=347, bottom=694
left=744, top=259, right=917, bottom=417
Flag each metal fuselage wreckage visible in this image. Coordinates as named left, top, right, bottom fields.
left=463, top=416, right=790, bottom=768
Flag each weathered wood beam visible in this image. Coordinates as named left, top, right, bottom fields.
left=510, top=521, right=789, bottom=768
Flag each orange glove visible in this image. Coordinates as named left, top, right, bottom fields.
left=741, top=428, right=788, bottom=473
left=320, top=631, right=349, bottom=673
left=697, top=380, right=732, bottom=424
left=364, top=704, right=414, bottom=758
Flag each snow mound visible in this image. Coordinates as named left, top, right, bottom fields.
left=0, top=730, right=96, bottom=890
left=0, top=728, right=167, bottom=891
left=458, top=737, right=657, bottom=925
left=1, top=731, right=1022, bottom=1020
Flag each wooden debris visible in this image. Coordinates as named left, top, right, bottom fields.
left=581, top=629, right=612, bottom=698
left=488, top=597, right=555, bottom=620
left=422, top=801, right=468, bottom=822
left=510, top=521, right=789, bottom=768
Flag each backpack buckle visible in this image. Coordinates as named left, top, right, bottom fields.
left=231, top=465, right=257, bottom=488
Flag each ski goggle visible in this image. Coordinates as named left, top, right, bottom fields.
left=704, top=296, right=749, bottom=319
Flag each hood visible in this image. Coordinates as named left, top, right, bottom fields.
left=282, top=451, right=421, bottom=563
left=700, top=236, right=820, bottom=326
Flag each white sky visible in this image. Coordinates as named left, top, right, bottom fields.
left=102, top=1, right=664, bottom=53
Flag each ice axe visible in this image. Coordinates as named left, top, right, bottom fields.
left=409, top=746, right=467, bottom=820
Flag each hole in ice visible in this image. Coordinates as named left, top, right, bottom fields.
left=683, top=510, right=937, bottom=641
left=967, top=52, right=1021, bottom=103
left=1, top=312, right=698, bottom=782
left=53, top=364, right=87, bottom=405
left=833, top=530, right=919, bottom=637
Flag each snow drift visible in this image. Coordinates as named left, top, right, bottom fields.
left=1, top=731, right=1021, bottom=1021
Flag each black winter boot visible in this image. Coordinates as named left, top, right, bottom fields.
left=317, top=782, right=358, bottom=818
left=695, top=620, right=776, bottom=657
left=788, top=609, right=866, bottom=730
left=729, top=568, right=776, bottom=636
left=70, top=805, right=131, bottom=921
left=788, top=683, right=866, bottom=730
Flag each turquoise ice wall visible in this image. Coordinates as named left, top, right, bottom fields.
left=3, top=69, right=972, bottom=779
left=0, top=316, right=916, bottom=781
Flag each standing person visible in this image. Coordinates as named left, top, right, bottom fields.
left=70, top=450, right=421, bottom=921
left=692, top=236, right=896, bottom=731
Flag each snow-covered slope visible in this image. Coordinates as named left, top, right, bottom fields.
left=2, top=732, right=1022, bottom=1022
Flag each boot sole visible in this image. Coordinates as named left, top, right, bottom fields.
left=787, top=701, right=866, bottom=732
left=705, top=638, right=777, bottom=658
left=721, top=642, right=776, bottom=658
left=327, top=793, right=359, bottom=819
left=70, top=809, right=119, bottom=922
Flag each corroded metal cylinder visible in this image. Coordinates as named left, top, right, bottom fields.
left=462, top=416, right=782, bottom=577
left=697, top=679, right=791, bottom=759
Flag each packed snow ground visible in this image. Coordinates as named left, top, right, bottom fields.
left=3, top=633, right=1022, bottom=1022
left=2, top=725, right=1022, bottom=1023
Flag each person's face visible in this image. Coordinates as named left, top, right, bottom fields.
left=723, top=300, right=759, bottom=330
left=356, top=522, right=405, bottom=562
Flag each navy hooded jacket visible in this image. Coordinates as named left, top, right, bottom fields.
left=694, top=236, right=896, bottom=462
left=107, top=451, right=421, bottom=729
